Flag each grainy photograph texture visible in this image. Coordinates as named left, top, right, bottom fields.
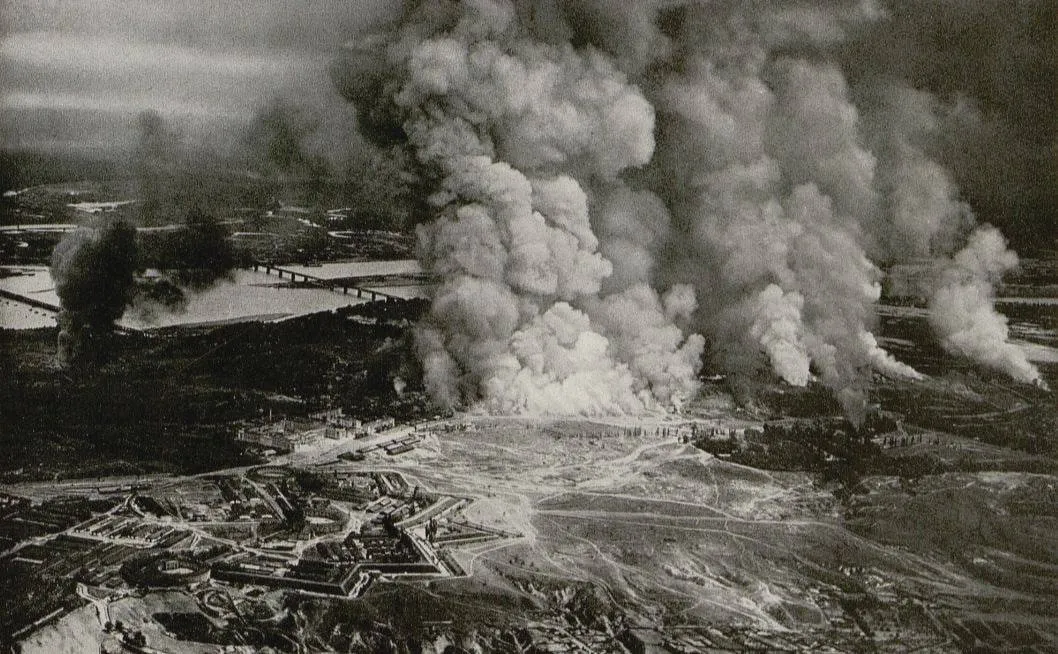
left=1, top=1, right=1056, bottom=652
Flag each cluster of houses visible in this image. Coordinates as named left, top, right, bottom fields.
left=236, top=409, right=397, bottom=454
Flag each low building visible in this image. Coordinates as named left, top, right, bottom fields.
left=310, top=408, right=361, bottom=430
left=237, top=420, right=326, bottom=452
left=236, top=421, right=292, bottom=452
left=358, top=416, right=395, bottom=436
left=620, top=629, right=666, bottom=654
left=211, top=558, right=363, bottom=596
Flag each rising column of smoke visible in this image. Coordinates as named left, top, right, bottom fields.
left=557, top=0, right=1037, bottom=412
left=130, top=110, right=238, bottom=320
left=51, top=220, right=138, bottom=367
left=631, top=2, right=900, bottom=420
left=930, top=227, right=1042, bottom=385
left=135, top=111, right=181, bottom=226
left=336, top=0, right=1038, bottom=419
left=858, top=81, right=1042, bottom=385
left=583, top=185, right=704, bottom=410
left=50, top=111, right=241, bottom=360
left=339, top=1, right=704, bottom=414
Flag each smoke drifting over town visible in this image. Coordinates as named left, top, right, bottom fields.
left=329, top=0, right=1046, bottom=417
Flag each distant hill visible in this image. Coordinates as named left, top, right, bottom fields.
left=0, top=149, right=126, bottom=192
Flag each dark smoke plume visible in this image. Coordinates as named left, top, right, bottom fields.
left=133, top=109, right=260, bottom=231
left=50, top=112, right=240, bottom=365
left=242, top=96, right=425, bottom=228
left=134, top=110, right=182, bottom=225
left=138, top=209, right=236, bottom=287
left=333, top=1, right=705, bottom=415
left=50, top=220, right=138, bottom=368
left=50, top=212, right=238, bottom=364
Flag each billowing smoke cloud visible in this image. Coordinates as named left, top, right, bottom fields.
left=130, top=110, right=238, bottom=317
left=50, top=212, right=238, bottom=364
left=930, top=226, right=1043, bottom=386
left=334, top=0, right=1041, bottom=417
left=133, top=109, right=247, bottom=234
left=336, top=2, right=704, bottom=414
left=51, top=219, right=137, bottom=367
left=856, top=80, right=1042, bottom=386
left=839, top=0, right=1057, bottom=251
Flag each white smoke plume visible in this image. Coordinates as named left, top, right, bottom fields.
left=643, top=2, right=897, bottom=419
left=860, top=331, right=924, bottom=382
left=858, top=81, right=1041, bottom=385
left=929, top=227, right=1043, bottom=386
left=352, top=2, right=704, bottom=414
left=336, top=0, right=1040, bottom=417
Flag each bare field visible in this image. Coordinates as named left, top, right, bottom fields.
left=377, top=417, right=910, bottom=627
left=347, top=413, right=1057, bottom=647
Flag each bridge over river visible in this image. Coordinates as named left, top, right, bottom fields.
left=250, top=263, right=405, bottom=302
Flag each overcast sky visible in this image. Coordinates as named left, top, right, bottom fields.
left=0, top=0, right=1053, bottom=247
left=0, top=0, right=394, bottom=155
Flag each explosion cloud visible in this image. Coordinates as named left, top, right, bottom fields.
left=49, top=213, right=238, bottom=366
left=332, top=0, right=1041, bottom=418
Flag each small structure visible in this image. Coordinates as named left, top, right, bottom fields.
left=359, top=417, right=395, bottom=436
left=310, top=408, right=361, bottom=430
left=237, top=419, right=326, bottom=452
left=236, top=421, right=292, bottom=452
